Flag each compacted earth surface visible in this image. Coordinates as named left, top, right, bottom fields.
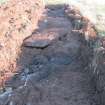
left=0, top=5, right=100, bottom=105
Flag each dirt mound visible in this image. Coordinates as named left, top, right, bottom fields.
left=0, top=0, right=44, bottom=87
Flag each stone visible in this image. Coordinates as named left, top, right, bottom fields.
left=23, top=31, right=59, bottom=48
left=0, top=91, right=11, bottom=105
left=25, top=69, right=50, bottom=85
left=48, top=52, right=74, bottom=65
left=31, top=55, right=48, bottom=66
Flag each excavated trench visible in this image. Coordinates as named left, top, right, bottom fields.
left=0, top=4, right=102, bottom=105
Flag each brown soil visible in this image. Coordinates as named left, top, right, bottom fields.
left=0, top=0, right=44, bottom=88
left=0, top=4, right=100, bottom=105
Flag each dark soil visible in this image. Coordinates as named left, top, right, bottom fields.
left=0, top=4, right=100, bottom=105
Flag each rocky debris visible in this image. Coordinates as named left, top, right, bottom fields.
left=31, top=55, right=49, bottom=65
left=23, top=28, right=70, bottom=48
left=65, top=5, right=81, bottom=15
left=0, top=90, right=11, bottom=105
left=65, top=5, right=97, bottom=41
left=47, top=52, right=74, bottom=65
left=5, top=51, right=75, bottom=89
left=0, top=0, right=44, bottom=73
left=23, top=31, right=59, bottom=48
left=23, top=52, right=75, bottom=82
left=23, top=15, right=72, bottom=48
left=6, top=85, right=42, bottom=105
left=65, top=6, right=82, bottom=20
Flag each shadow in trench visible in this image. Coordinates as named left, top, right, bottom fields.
left=3, top=3, right=95, bottom=91
left=4, top=4, right=72, bottom=89
left=0, top=3, right=100, bottom=105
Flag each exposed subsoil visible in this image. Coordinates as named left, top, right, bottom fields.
left=0, top=5, right=100, bottom=105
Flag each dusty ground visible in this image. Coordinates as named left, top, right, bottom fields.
left=0, top=4, right=100, bottom=105
left=0, top=0, right=44, bottom=76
